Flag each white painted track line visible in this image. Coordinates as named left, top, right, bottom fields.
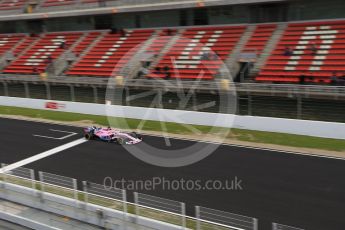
left=143, top=133, right=345, bottom=161
left=33, top=129, right=77, bottom=140
left=0, top=138, right=87, bottom=173
left=1, top=116, right=344, bottom=161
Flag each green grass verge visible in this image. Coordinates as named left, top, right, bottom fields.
left=0, top=105, right=345, bottom=152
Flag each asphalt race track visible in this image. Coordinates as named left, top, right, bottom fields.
left=1, top=117, right=344, bottom=230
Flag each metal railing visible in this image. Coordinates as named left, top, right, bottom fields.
left=1, top=75, right=345, bottom=96
left=195, top=206, right=258, bottom=230
left=1, top=163, right=311, bottom=230
left=1, top=77, right=345, bottom=122
left=272, top=223, right=304, bottom=230
left=0, top=164, right=260, bottom=230
left=134, top=192, right=186, bottom=228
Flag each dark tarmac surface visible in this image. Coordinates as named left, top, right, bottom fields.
left=1, top=118, right=344, bottom=230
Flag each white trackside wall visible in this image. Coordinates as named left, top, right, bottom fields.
left=0, top=96, right=345, bottom=140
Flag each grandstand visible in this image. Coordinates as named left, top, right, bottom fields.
left=0, top=1, right=345, bottom=230
left=1, top=20, right=345, bottom=83
left=0, top=0, right=343, bottom=123
left=257, top=20, right=345, bottom=83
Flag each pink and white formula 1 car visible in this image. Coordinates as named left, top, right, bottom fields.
left=83, top=126, right=142, bottom=145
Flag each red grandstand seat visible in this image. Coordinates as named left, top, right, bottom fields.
left=147, top=25, right=247, bottom=80
left=3, top=32, right=84, bottom=74
left=66, top=29, right=155, bottom=77
left=256, top=20, right=345, bottom=83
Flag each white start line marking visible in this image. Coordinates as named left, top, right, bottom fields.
left=33, top=129, right=77, bottom=140
left=0, top=138, right=87, bottom=173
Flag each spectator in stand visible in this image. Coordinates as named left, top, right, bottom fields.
left=32, top=66, right=38, bottom=74
left=163, top=66, right=170, bottom=79
left=46, top=55, right=53, bottom=64
left=120, top=28, right=126, bottom=37
left=201, top=51, right=209, bottom=60
left=163, top=65, right=170, bottom=73
left=166, top=29, right=173, bottom=36
left=339, top=73, right=345, bottom=86
left=310, top=43, right=318, bottom=55
left=211, top=51, right=218, bottom=60
left=110, top=28, right=118, bottom=34
left=165, top=70, right=171, bottom=80
left=154, top=67, right=161, bottom=75
left=283, top=46, right=293, bottom=56
left=330, top=72, right=338, bottom=85
left=299, top=73, right=306, bottom=84
left=59, top=41, right=66, bottom=49
left=137, top=66, right=149, bottom=78
left=308, top=74, right=314, bottom=83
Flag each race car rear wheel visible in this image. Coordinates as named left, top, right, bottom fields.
left=130, top=132, right=142, bottom=140
left=84, top=133, right=93, bottom=140
left=117, top=138, right=125, bottom=145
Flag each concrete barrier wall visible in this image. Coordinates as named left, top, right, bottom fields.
left=0, top=211, right=60, bottom=230
left=1, top=96, right=345, bottom=140
left=0, top=181, right=183, bottom=230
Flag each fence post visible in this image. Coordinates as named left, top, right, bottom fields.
left=0, top=163, right=7, bottom=183
left=297, top=95, right=302, bottom=119
left=23, top=82, right=30, bottom=98
left=72, top=178, right=78, bottom=201
left=70, top=85, right=75, bottom=102
left=3, top=82, right=8, bottom=96
left=247, top=92, right=252, bottom=116
left=195, top=206, right=201, bottom=230
left=38, top=171, right=45, bottom=193
left=45, top=83, right=51, bottom=100
left=29, top=169, right=35, bottom=190
left=82, top=181, right=88, bottom=203
left=181, top=202, right=186, bottom=229
left=122, top=189, right=127, bottom=217
left=133, top=192, right=139, bottom=220
left=93, top=86, right=98, bottom=103
left=253, top=218, right=258, bottom=230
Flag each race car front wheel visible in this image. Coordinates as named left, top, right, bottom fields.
left=84, top=133, right=93, bottom=140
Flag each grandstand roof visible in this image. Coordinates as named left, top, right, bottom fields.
left=0, top=0, right=288, bottom=22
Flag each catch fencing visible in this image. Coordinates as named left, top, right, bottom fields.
left=272, top=223, right=304, bottom=230
left=39, top=171, right=78, bottom=200
left=195, top=206, right=258, bottom=230
left=1, top=80, right=345, bottom=123
left=1, top=163, right=35, bottom=190
left=134, top=192, right=186, bottom=228
left=83, top=181, right=127, bottom=214
left=0, top=163, right=305, bottom=230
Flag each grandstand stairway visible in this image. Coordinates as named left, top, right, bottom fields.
left=118, top=33, right=159, bottom=78
left=72, top=31, right=104, bottom=57
left=12, top=36, right=40, bottom=58
left=251, top=23, right=287, bottom=78
left=0, top=34, right=27, bottom=69
left=66, top=29, right=155, bottom=77
left=226, top=24, right=256, bottom=79
left=3, top=32, right=84, bottom=74
left=148, top=25, right=247, bottom=80
left=146, top=30, right=182, bottom=71
left=0, top=20, right=344, bottom=84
